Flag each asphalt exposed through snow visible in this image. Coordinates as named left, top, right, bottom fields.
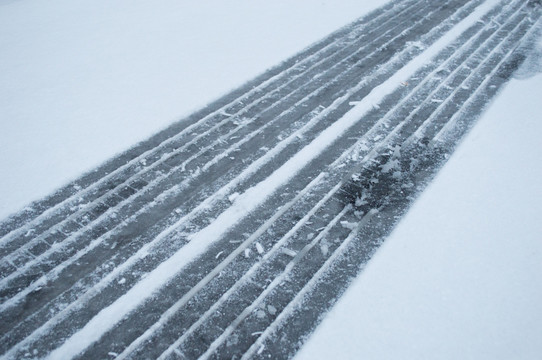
left=1, top=0, right=541, bottom=358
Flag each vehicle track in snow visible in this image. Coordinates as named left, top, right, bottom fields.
left=1, top=0, right=540, bottom=359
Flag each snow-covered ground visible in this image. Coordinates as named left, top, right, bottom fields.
left=296, top=43, right=542, bottom=359
left=0, top=0, right=387, bottom=219
left=1, top=0, right=541, bottom=358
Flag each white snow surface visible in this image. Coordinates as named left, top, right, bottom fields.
left=0, top=0, right=387, bottom=219
left=2, top=0, right=542, bottom=358
left=296, top=45, right=542, bottom=359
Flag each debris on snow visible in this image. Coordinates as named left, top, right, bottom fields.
left=255, top=242, right=264, bottom=254
left=267, top=305, right=277, bottom=315
left=355, top=194, right=368, bottom=207
left=381, top=158, right=400, bottom=173
left=281, top=248, right=297, bottom=257
left=219, top=110, right=233, bottom=117
left=320, top=243, right=329, bottom=256
left=228, top=192, right=240, bottom=203
left=406, top=40, right=425, bottom=50
left=393, top=145, right=401, bottom=158
left=340, top=221, right=358, bottom=230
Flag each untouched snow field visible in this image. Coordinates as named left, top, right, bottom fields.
left=297, top=44, right=542, bottom=359
left=0, top=0, right=387, bottom=219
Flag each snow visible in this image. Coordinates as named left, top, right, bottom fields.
left=3, top=0, right=541, bottom=358
left=296, top=40, right=542, bottom=360
left=255, top=242, right=264, bottom=255
left=0, top=0, right=388, bottom=219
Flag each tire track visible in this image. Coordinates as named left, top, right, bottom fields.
left=59, top=0, right=528, bottom=358
left=1, top=0, right=480, bottom=356
left=0, top=0, right=434, bottom=290
left=0, top=0, right=412, bottom=242
left=0, top=0, right=462, bottom=324
left=0, top=0, right=418, bottom=258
